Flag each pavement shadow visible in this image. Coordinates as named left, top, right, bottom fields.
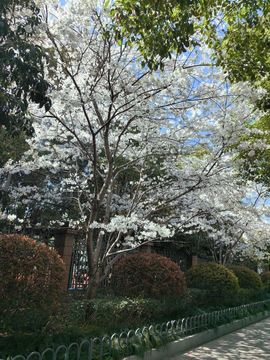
left=178, top=318, right=270, bottom=359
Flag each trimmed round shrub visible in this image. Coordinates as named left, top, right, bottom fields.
left=111, top=252, right=186, bottom=298
left=228, top=265, right=262, bottom=291
left=261, top=271, right=270, bottom=291
left=261, top=271, right=270, bottom=284
left=0, top=234, right=65, bottom=330
left=186, top=263, right=239, bottom=304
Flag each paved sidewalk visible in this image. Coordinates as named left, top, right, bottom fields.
left=170, top=317, right=270, bottom=360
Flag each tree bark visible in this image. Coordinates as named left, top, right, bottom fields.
left=87, top=267, right=102, bottom=299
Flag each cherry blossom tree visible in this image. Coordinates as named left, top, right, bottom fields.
left=1, top=0, right=270, bottom=297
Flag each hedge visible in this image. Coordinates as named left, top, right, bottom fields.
left=228, top=265, right=262, bottom=291
left=261, top=271, right=270, bottom=292
left=186, top=262, right=239, bottom=305
left=0, top=234, right=65, bottom=331
left=111, top=252, right=186, bottom=298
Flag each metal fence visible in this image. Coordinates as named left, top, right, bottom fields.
left=67, top=238, right=191, bottom=291
left=68, top=235, right=89, bottom=291
left=3, top=300, right=270, bottom=360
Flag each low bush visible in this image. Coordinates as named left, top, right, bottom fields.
left=228, top=265, right=262, bottom=291
left=0, top=294, right=195, bottom=356
left=186, top=263, right=239, bottom=305
left=261, top=271, right=270, bottom=284
left=2, top=290, right=269, bottom=358
left=261, top=271, right=270, bottom=292
left=0, top=324, right=104, bottom=358
left=86, top=297, right=162, bottom=328
left=111, top=253, right=186, bottom=299
left=84, top=295, right=195, bottom=328
left=0, top=234, right=65, bottom=331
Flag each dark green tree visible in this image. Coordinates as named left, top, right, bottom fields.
left=203, top=0, right=270, bottom=110
left=111, top=0, right=270, bottom=106
left=111, top=0, right=196, bottom=70
left=236, top=115, right=270, bottom=189
left=0, top=0, right=51, bottom=135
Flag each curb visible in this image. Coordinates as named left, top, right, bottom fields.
left=123, top=310, right=270, bottom=360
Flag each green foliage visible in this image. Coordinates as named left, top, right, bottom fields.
left=204, top=0, right=270, bottom=110
left=228, top=265, right=262, bottom=291
left=0, top=127, right=29, bottom=167
left=235, top=115, right=270, bottom=188
left=0, top=127, right=29, bottom=215
left=261, top=271, right=270, bottom=285
left=111, top=252, right=186, bottom=298
left=111, top=0, right=270, bottom=109
left=0, top=0, right=51, bottom=134
left=85, top=296, right=197, bottom=329
left=111, top=0, right=196, bottom=70
left=261, top=271, right=270, bottom=292
left=86, top=297, right=157, bottom=327
left=236, top=288, right=261, bottom=304
left=1, top=291, right=269, bottom=357
left=0, top=325, right=104, bottom=358
left=0, top=294, right=192, bottom=357
left=0, top=234, right=65, bottom=331
left=186, top=263, right=240, bottom=305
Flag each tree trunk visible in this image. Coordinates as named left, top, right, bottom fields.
left=87, top=267, right=102, bottom=299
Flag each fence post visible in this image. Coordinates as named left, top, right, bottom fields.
left=54, top=228, right=76, bottom=290
left=191, top=255, right=198, bottom=267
